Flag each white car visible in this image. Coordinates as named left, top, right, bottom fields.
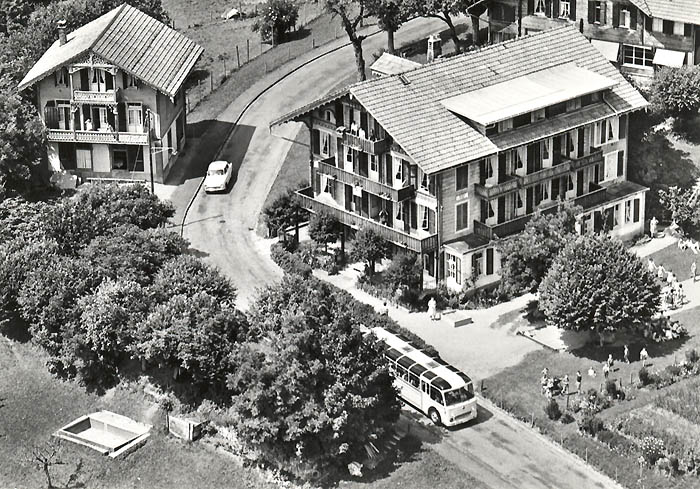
left=204, top=160, right=233, bottom=193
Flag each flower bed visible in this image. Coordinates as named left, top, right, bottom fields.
left=654, top=376, right=700, bottom=425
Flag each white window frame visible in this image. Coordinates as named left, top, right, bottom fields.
left=625, top=200, right=632, bottom=223
left=652, top=18, right=663, bottom=32
left=446, top=253, right=462, bottom=285
left=55, top=68, right=68, bottom=87
left=395, top=158, right=404, bottom=181
left=345, top=146, right=353, bottom=164
left=559, top=0, right=570, bottom=18
left=395, top=202, right=404, bottom=221
left=456, top=202, right=469, bottom=231
left=613, top=203, right=621, bottom=228
left=673, top=21, right=685, bottom=36
left=321, top=132, right=331, bottom=157
left=127, top=103, right=143, bottom=133
left=622, top=44, right=653, bottom=67
left=620, top=9, right=631, bottom=28
left=421, top=206, right=429, bottom=231
left=324, top=109, right=335, bottom=124
left=76, top=147, right=92, bottom=169
left=420, top=172, right=429, bottom=192
left=370, top=154, right=378, bottom=172
left=126, top=74, right=139, bottom=89
left=604, top=152, right=618, bottom=182
left=535, top=0, right=546, bottom=15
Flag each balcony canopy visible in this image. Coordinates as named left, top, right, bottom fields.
left=591, top=39, right=620, bottom=62
left=653, top=49, right=686, bottom=68
left=440, top=62, right=617, bottom=127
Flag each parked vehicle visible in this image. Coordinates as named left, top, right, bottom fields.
left=204, top=160, right=233, bottom=193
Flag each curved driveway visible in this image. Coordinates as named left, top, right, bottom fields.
left=182, top=18, right=449, bottom=310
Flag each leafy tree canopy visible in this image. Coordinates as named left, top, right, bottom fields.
left=539, top=235, right=661, bottom=344
left=0, top=197, right=50, bottom=244
left=650, top=66, right=700, bottom=118
left=252, top=0, right=299, bottom=45
left=262, top=188, right=306, bottom=237
left=308, top=209, right=341, bottom=251
left=350, top=227, right=388, bottom=276
left=149, top=254, right=237, bottom=304
left=402, top=0, right=471, bottom=51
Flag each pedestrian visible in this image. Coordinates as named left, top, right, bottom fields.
left=379, top=301, right=389, bottom=315
left=541, top=374, right=548, bottom=395
left=602, top=363, right=610, bottom=379
left=657, top=264, right=667, bottom=281
left=691, top=261, right=697, bottom=282
left=648, top=258, right=657, bottom=274
left=427, top=297, right=437, bottom=321
left=562, top=374, right=569, bottom=395
left=624, top=344, right=630, bottom=364
left=588, top=366, right=597, bottom=378
left=607, top=353, right=614, bottom=369
left=545, top=377, right=554, bottom=399
left=542, top=366, right=549, bottom=378
left=667, top=270, right=676, bottom=285
left=640, top=347, right=649, bottom=367
left=649, top=216, right=658, bottom=237
left=575, top=370, right=582, bottom=393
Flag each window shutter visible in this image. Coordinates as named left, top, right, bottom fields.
left=612, top=4, right=620, bottom=27
left=601, top=1, right=607, bottom=24
left=117, top=103, right=126, bottom=132
left=570, top=0, right=576, bottom=20
left=552, top=0, right=558, bottom=18
left=685, top=23, right=693, bottom=37
left=619, top=114, right=627, bottom=139
left=312, top=129, right=320, bottom=154
left=105, top=72, right=114, bottom=90
left=486, top=248, right=494, bottom=275
left=633, top=198, right=640, bottom=222
left=645, top=14, right=652, bottom=31
left=80, top=69, right=89, bottom=90
left=360, top=112, right=368, bottom=133
left=588, top=1, right=595, bottom=24
left=545, top=0, right=552, bottom=17
left=617, top=150, right=624, bottom=176
left=527, top=0, right=535, bottom=15
left=630, top=8, right=637, bottom=29
left=663, top=19, right=673, bottom=34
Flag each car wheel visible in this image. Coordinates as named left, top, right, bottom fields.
left=429, top=408, right=441, bottom=425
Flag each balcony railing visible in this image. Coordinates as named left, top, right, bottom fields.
left=318, top=159, right=414, bottom=201
left=297, top=187, right=438, bottom=253
left=574, top=183, right=607, bottom=209
left=72, top=89, right=119, bottom=104
left=47, top=129, right=148, bottom=145
left=474, top=174, right=519, bottom=199
left=342, top=132, right=391, bottom=155
left=474, top=205, right=560, bottom=241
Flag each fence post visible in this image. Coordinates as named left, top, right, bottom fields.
left=312, top=38, right=315, bottom=49
left=210, top=75, right=213, bottom=92
left=247, top=39, right=250, bottom=63
left=236, top=45, right=241, bottom=68
left=530, top=412, right=534, bottom=427
left=585, top=447, right=588, bottom=464
left=264, top=60, right=267, bottom=73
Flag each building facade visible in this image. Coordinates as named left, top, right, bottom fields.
left=18, top=5, right=203, bottom=183
left=471, top=0, right=700, bottom=77
left=276, top=27, right=648, bottom=292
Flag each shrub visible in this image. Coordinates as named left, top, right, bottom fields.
left=560, top=412, right=574, bottom=424
left=604, top=379, right=618, bottom=398
left=650, top=65, right=700, bottom=117
left=641, top=436, right=665, bottom=466
left=544, top=398, right=561, bottom=420
left=383, top=252, right=421, bottom=294
left=639, top=366, right=654, bottom=386
left=252, top=0, right=299, bottom=45
left=665, top=364, right=682, bottom=377
left=578, top=412, right=605, bottom=437
left=270, top=242, right=312, bottom=278
left=686, top=348, right=699, bottom=364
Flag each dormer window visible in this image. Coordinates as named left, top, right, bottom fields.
left=54, top=68, right=69, bottom=87
left=125, top=73, right=139, bottom=89
left=324, top=109, right=335, bottom=124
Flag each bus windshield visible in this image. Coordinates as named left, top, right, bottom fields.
left=443, top=385, right=475, bottom=406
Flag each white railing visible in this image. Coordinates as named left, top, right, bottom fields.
left=73, top=90, right=118, bottom=104
left=47, top=129, right=148, bottom=145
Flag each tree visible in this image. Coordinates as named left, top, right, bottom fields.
left=366, top=0, right=409, bottom=54
left=403, top=0, right=470, bottom=53
left=134, top=292, right=248, bottom=396
left=79, top=225, right=186, bottom=285
left=658, top=186, right=700, bottom=229
left=0, top=91, right=46, bottom=195
left=252, top=0, right=299, bottom=46
left=149, top=254, right=237, bottom=304
left=308, top=210, right=341, bottom=252
left=228, top=279, right=400, bottom=474
left=539, top=235, right=661, bottom=345
left=325, top=0, right=371, bottom=81
left=26, top=439, right=67, bottom=489
left=262, top=188, right=306, bottom=237
left=650, top=66, right=700, bottom=118
left=76, top=279, right=150, bottom=383
left=44, top=184, right=174, bottom=254
left=383, top=252, right=421, bottom=292
left=497, top=201, right=580, bottom=297
left=350, top=227, right=388, bottom=276
left=0, top=197, right=50, bottom=244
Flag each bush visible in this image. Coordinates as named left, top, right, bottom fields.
left=252, top=0, right=299, bottom=45
left=639, top=366, right=654, bottom=386
left=604, top=379, right=618, bottom=397
left=270, top=242, right=312, bottom=278
left=383, top=253, right=421, bottom=294
left=560, top=412, right=574, bottom=424
left=650, top=66, right=700, bottom=118
left=544, top=398, right=561, bottom=420
left=686, top=348, right=699, bottom=364
left=578, top=412, right=605, bottom=437
left=641, top=436, right=665, bottom=467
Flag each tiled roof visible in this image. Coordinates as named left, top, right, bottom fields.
left=370, top=53, right=422, bottom=77
left=643, top=0, right=700, bottom=26
left=350, top=26, right=646, bottom=174
left=630, top=0, right=652, bottom=16
left=18, top=4, right=203, bottom=98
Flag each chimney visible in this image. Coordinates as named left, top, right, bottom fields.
left=427, top=34, right=442, bottom=63
left=58, top=20, right=67, bottom=45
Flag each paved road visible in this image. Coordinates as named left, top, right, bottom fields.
left=178, top=17, right=621, bottom=489
left=181, top=17, right=450, bottom=310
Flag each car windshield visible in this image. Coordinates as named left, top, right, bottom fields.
left=442, top=385, right=474, bottom=406
left=208, top=169, right=225, bottom=176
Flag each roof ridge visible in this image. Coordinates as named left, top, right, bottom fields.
left=89, top=3, right=128, bottom=52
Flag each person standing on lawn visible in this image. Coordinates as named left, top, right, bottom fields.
left=691, top=261, right=697, bottom=282
left=657, top=263, right=667, bottom=281
left=575, top=370, right=582, bottom=393
left=427, top=297, right=437, bottom=321
left=607, top=353, right=614, bottom=369
left=649, top=216, right=658, bottom=237
left=562, top=374, right=569, bottom=395
left=640, top=347, right=649, bottom=366
left=648, top=258, right=657, bottom=274
left=602, top=363, right=610, bottom=379
left=624, top=345, right=630, bottom=364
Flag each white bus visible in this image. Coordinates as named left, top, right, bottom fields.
left=369, top=326, right=477, bottom=427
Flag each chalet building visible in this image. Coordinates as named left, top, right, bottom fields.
left=274, top=27, right=648, bottom=291
left=470, top=0, right=700, bottom=77
left=18, top=4, right=203, bottom=183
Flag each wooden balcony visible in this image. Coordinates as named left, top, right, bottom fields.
left=474, top=174, right=519, bottom=199
left=72, top=89, right=119, bottom=104
left=318, top=159, right=414, bottom=201
left=297, top=187, right=437, bottom=253
left=47, top=129, right=148, bottom=145
left=474, top=205, right=559, bottom=241
left=574, top=183, right=607, bottom=210
left=342, top=132, right=391, bottom=155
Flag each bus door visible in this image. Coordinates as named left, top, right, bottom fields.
left=402, top=371, right=422, bottom=407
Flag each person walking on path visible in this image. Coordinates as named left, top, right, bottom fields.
left=691, top=261, right=697, bottom=282
left=562, top=374, right=569, bottom=396
left=624, top=345, right=630, bottom=364
left=648, top=258, right=657, bottom=275
left=575, top=370, right=582, bottom=393
left=427, top=297, right=437, bottom=321
left=640, top=347, right=649, bottom=367
left=657, top=264, right=667, bottom=281
left=649, top=216, right=658, bottom=237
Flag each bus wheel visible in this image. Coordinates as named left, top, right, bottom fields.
left=428, top=409, right=441, bottom=425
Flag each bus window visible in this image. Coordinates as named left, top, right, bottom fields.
left=408, top=373, right=420, bottom=388
left=421, top=381, right=430, bottom=394
left=429, top=386, right=442, bottom=404
left=443, top=387, right=474, bottom=406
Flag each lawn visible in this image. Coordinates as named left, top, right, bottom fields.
left=649, top=242, right=699, bottom=282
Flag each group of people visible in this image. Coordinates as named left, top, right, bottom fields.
left=647, top=258, right=687, bottom=309
left=678, top=237, right=700, bottom=255
left=348, top=120, right=380, bottom=141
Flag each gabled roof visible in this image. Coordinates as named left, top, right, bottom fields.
left=642, top=0, right=700, bottom=26
left=370, top=53, right=422, bottom=77
left=18, top=4, right=203, bottom=98
left=275, top=26, right=647, bottom=174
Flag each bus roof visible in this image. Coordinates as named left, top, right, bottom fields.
left=370, top=327, right=472, bottom=391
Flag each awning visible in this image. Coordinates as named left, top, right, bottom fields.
left=591, top=39, right=620, bottom=62
left=653, top=49, right=686, bottom=68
